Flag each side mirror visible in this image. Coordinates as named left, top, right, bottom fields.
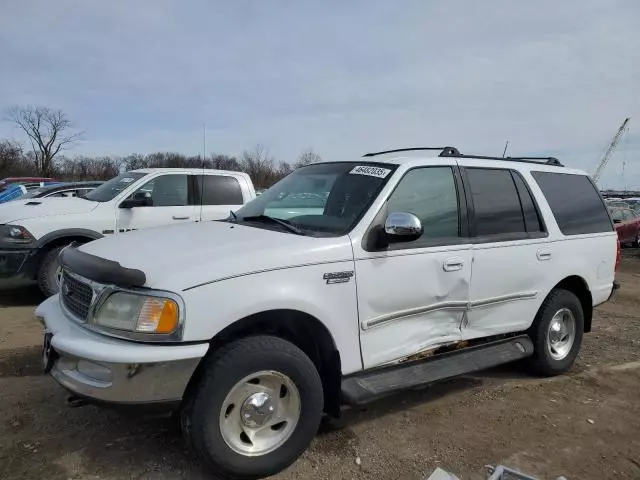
left=120, top=192, right=152, bottom=209
left=384, top=212, right=423, bottom=242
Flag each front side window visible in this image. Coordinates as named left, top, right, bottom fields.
left=234, top=162, right=396, bottom=236
left=466, top=168, right=526, bottom=236
left=85, top=172, right=147, bottom=202
left=128, top=174, right=189, bottom=207
left=386, top=167, right=460, bottom=242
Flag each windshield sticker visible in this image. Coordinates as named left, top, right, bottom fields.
left=120, top=177, right=135, bottom=183
left=349, top=165, right=392, bottom=178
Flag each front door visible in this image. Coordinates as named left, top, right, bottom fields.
left=116, top=173, right=196, bottom=233
left=355, top=166, right=472, bottom=369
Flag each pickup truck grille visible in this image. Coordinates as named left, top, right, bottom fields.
left=61, top=271, right=93, bottom=321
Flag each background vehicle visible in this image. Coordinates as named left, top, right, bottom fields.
left=0, top=176, right=56, bottom=192
left=0, top=168, right=255, bottom=296
left=609, top=207, right=640, bottom=246
left=0, top=181, right=62, bottom=203
left=38, top=147, right=617, bottom=479
left=17, top=181, right=103, bottom=201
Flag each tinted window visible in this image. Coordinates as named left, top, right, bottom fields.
left=387, top=167, right=459, bottom=241
left=512, top=172, right=545, bottom=233
left=131, top=174, right=189, bottom=207
left=532, top=172, right=613, bottom=235
left=196, top=175, right=244, bottom=205
left=466, top=168, right=525, bottom=236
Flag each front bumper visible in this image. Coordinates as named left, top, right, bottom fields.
left=35, top=296, right=209, bottom=405
left=0, top=248, right=36, bottom=282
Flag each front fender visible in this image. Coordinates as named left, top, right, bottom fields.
left=181, top=261, right=362, bottom=375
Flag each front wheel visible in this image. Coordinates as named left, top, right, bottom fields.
left=526, top=289, right=584, bottom=376
left=183, top=336, right=323, bottom=479
left=37, top=245, right=67, bottom=297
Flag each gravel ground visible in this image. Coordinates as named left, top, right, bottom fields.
left=1, top=252, right=639, bottom=479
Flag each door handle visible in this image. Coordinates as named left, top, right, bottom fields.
left=537, top=249, right=552, bottom=261
left=443, top=258, right=464, bottom=272
left=172, top=216, right=190, bottom=220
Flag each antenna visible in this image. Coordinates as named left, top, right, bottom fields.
left=502, top=141, right=509, bottom=158
left=199, top=123, right=206, bottom=223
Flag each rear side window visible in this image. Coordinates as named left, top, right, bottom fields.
left=532, top=172, right=613, bottom=235
left=465, top=168, right=525, bottom=236
left=196, top=175, right=244, bottom=205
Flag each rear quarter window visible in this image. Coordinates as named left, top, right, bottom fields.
left=531, top=171, right=613, bottom=235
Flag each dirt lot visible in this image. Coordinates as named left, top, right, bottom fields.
left=1, top=254, right=639, bottom=480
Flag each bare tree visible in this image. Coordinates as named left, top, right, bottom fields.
left=6, top=106, right=82, bottom=176
left=295, top=148, right=321, bottom=168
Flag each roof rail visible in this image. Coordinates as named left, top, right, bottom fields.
left=440, top=151, right=563, bottom=166
left=362, top=146, right=563, bottom=167
left=362, top=146, right=460, bottom=157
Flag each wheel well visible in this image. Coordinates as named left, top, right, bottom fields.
left=553, top=276, right=593, bottom=332
left=183, top=310, right=342, bottom=417
left=32, top=236, right=95, bottom=277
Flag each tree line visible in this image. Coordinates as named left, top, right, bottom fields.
left=1, top=106, right=320, bottom=188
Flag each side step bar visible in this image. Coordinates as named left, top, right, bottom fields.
left=342, top=335, right=534, bottom=405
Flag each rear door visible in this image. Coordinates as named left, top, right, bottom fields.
left=116, top=173, right=197, bottom=233
left=461, top=165, right=549, bottom=339
left=195, top=174, right=246, bottom=222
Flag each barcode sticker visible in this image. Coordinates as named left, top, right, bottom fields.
left=349, top=165, right=392, bottom=178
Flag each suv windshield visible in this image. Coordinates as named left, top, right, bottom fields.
left=234, top=162, right=396, bottom=236
left=84, top=172, right=146, bottom=202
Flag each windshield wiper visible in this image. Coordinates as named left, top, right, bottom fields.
left=229, top=210, right=238, bottom=222
left=240, top=215, right=304, bottom=235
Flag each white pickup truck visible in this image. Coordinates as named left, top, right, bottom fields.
left=36, top=148, right=618, bottom=479
left=0, top=168, right=255, bottom=296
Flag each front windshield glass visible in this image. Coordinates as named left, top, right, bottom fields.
left=84, top=172, right=146, bottom=202
left=235, top=162, right=396, bottom=236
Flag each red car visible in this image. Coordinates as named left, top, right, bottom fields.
left=610, top=207, right=640, bottom=246
left=0, top=176, right=56, bottom=192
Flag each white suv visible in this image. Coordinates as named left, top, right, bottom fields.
left=36, top=147, right=618, bottom=479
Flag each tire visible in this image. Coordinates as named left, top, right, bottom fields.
left=526, top=289, right=584, bottom=376
left=633, top=231, right=640, bottom=248
left=37, top=245, right=66, bottom=297
left=183, top=335, right=323, bottom=480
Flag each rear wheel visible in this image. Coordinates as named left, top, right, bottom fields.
left=36, top=245, right=67, bottom=297
left=526, top=289, right=584, bottom=376
left=183, top=336, right=323, bottom=479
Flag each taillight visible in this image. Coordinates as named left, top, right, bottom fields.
left=615, top=239, right=621, bottom=272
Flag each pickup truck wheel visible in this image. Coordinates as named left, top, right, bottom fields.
left=184, top=335, right=323, bottom=479
left=526, top=289, right=584, bottom=376
left=37, top=245, right=66, bottom=297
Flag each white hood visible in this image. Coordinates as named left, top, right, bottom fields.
left=78, top=221, right=354, bottom=291
left=0, top=197, right=98, bottom=223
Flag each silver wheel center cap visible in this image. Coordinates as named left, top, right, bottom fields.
left=241, top=392, right=275, bottom=428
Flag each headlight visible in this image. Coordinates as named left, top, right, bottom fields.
left=93, top=292, right=180, bottom=335
left=0, top=224, right=34, bottom=244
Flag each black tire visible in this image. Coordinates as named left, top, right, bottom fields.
left=526, top=289, right=584, bottom=376
left=183, top=335, right=323, bottom=480
left=37, top=245, right=66, bottom=297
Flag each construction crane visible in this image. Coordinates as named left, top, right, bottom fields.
left=592, top=117, right=630, bottom=184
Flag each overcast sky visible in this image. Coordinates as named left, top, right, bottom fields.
left=1, top=0, right=639, bottom=188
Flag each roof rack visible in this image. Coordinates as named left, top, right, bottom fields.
left=363, top=146, right=563, bottom=167
left=363, top=146, right=461, bottom=157
left=441, top=151, right=563, bottom=166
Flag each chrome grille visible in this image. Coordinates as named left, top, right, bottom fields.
left=61, top=271, right=93, bottom=321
